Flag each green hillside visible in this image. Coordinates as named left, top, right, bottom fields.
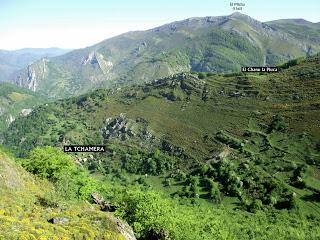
left=0, top=147, right=135, bottom=239
left=11, top=13, right=320, bottom=98
left=267, top=19, right=320, bottom=44
left=3, top=55, right=320, bottom=239
left=0, top=82, right=48, bottom=134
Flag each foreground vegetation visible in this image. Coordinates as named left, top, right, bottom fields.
left=0, top=147, right=131, bottom=240
left=1, top=146, right=320, bottom=239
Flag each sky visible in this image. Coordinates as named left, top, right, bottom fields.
left=0, top=0, right=319, bottom=50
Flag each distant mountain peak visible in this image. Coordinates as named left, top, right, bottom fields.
left=229, top=12, right=247, bottom=17
left=228, top=12, right=262, bottom=24
left=150, top=13, right=261, bottom=32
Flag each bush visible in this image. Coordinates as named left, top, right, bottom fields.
left=117, top=190, right=171, bottom=239
left=268, top=115, right=288, bottom=132
left=198, top=72, right=206, bottom=79
left=279, top=59, right=298, bottom=69
left=22, top=146, right=99, bottom=200
left=206, top=72, right=214, bottom=77
left=290, top=164, right=307, bottom=189
left=189, top=176, right=200, bottom=198
left=207, top=179, right=222, bottom=203
left=248, top=199, right=263, bottom=213
left=122, top=149, right=176, bottom=175
left=22, top=146, right=75, bottom=180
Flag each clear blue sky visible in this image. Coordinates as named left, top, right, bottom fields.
left=1, top=0, right=319, bottom=50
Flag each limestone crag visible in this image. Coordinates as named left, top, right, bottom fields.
left=100, top=114, right=157, bottom=143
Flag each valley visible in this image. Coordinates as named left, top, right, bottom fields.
left=2, top=54, right=320, bottom=239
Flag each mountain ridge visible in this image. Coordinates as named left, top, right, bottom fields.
left=0, top=48, right=71, bottom=82
left=10, top=13, right=320, bottom=98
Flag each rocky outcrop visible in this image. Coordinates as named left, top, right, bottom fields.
left=153, top=73, right=204, bottom=92
left=48, top=217, right=69, bottom=224
left=110, top=216, right=136, bottom=240
left=90, top=192, right=136, bottom=240
left=82, top=51, right=113, bottom=74
left=6, top=114, right=14, bottom=125
left=161, top=140, right=185, bottom=157
left=20, top=108, right=32, bottom=117
left=15, top=58, right=49, bottom=92
left=91, top=192, right=116, bottom=212
left=149, top=73, right=206, bottom=101
left=100, top=114, right=157, bottom=143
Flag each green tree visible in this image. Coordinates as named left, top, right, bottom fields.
left=269, top=114, right=288, bottom=132
left=198, top=72, right=206, bottom=79
left=22, top=146, right=75, bottom=180
left=248, top=199, right=263, bottom=213
left=117, top=190, right=170, bottom=239
left=207, top=179, right=222, bottom=203
left=22, top=146, right=99, bottom=200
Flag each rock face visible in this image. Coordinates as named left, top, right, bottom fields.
left=82, top=51, right=98, bottom=65
left=0, top=48, right=70, bottom=82
left=15, top=58, right=48, bottom=92
left=100, top=114, right=157, bottom=143
left=111, top=216, right=137, bottom=240
left=81, top=51, right=113, bottom=74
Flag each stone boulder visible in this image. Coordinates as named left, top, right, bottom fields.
left=91, top=192, right=117, bottom=212
left=48, top=217, right=69, bottom=224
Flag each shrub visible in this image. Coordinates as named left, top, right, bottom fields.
left=248, top=199, right=263, bottom=213
left=22, top=146, right=99, bottom=200
left=268, top=114, right=288, bottom=132
left=290, top=164, right=307, bottom=189
left=198, top=72, right=206, bottom=79
left=207, top=179, right=222, bottom=203
left=206, top=72, right=214, bottom=77
left=279, top=59, right=298, bottom=69
left=117, top=190, right=171, bottom=239
left=22, top=146, right=75, bottom=180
